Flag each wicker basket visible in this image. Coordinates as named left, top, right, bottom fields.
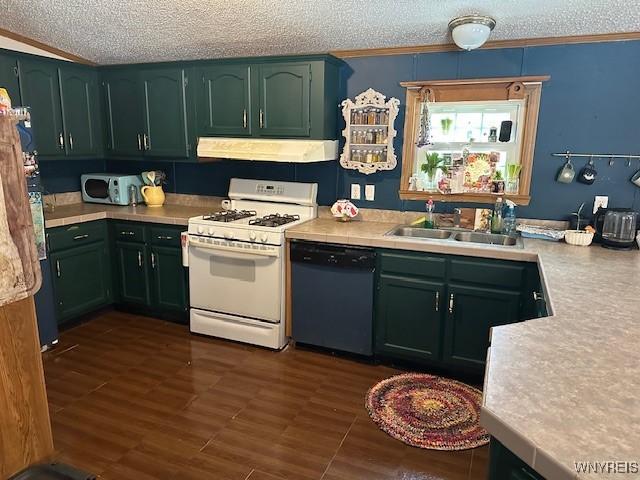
left=564, top=230, right=594, bottom=246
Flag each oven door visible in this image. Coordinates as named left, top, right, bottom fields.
left=188, top=238, right=283, bottom=323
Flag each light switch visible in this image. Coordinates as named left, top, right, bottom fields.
left=593, top=196, right=609, bottom=214
left=350, top=184, right=361, bottom=200
left=365, top=184, right=375, bottom=201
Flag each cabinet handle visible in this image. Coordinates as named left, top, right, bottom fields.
left=156, top=235, right=173, bottom=240
left=151, top=252, right=156, bottom=269
left=259, top=109, right=264, bottom=128
left=242, top=109, right=247, bottom=129
left=55, top=260, right=61, bottom=277
left=448, top=293, right=454, bottom=314
left=58, top=132, right=65, bottom=149
left=69, top=133, right=74, bottom=150
left=533, top=291, right=543, bottom=301
left=120, top=231, right=135, bottom=236
left=137, top=133, right=143, bottom=151
left=73, top=234, right=89, bottom=240
left=143, top=133, right=150, bottom=150
left=137, top=250, right=142, bottom=267
left=435, top=291, right=439, bottom=312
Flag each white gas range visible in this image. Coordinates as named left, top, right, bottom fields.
left=187, top=178, right=318, bottom=349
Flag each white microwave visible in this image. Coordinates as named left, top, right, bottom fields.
left=81, top=173, right=143, bottom=205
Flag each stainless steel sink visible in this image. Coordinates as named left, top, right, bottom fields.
left=385, top=225, right=522, bottom=248
left=452, top=231, right=518, bottom=246
left=386, top=227, right=453, bottom=240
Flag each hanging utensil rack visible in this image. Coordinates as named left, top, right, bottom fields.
left=553, top=150, right=640, bottom=166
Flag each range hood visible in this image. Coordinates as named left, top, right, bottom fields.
left=197, top=137, right=339, bottom=163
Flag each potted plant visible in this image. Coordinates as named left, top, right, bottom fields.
left=565, top=203, right=595, bottom=246
left=420, top=152, right=448, bottom=192
left=491, top=170, right=505, bottom=193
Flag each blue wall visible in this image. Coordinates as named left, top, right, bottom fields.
left=41, top=40, right=640, bottom=220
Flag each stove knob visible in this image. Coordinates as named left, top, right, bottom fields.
left=208, top=227, right=215, bottom=236
left=224, top=232, right=234, bottom=240
left=260, top=233, right=269, bottom=243
left=197, top=226, right=204, bottom=234
left=249, top=231, right=257, bottom=241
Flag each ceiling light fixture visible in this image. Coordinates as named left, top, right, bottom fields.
left=448, top=15, right=496, bottom=51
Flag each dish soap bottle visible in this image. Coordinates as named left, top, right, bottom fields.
left=502, top=200, right=517, bottom=236
left=425, top=198, right=435, bottom=229
left=491, top=197, right=504, bottom=234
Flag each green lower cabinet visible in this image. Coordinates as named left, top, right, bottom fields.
left=443, top=284, right=521, bottom=370
left=375, top=275, right=443, bottom=362
left=50, top=241, right=112, bottom=322
left=150, top=245, right=188, bottom=312
left=489, top=438, right=545, bottom=480
left=114, top=241, right=151, bottom=305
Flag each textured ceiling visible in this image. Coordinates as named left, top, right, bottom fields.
left=1, top=0, right=639, bottom=64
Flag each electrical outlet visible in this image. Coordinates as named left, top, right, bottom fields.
left=350, top=184, right=361, bottom=200
left=593, top=196, right=609, bottom=214
left=365, top=184, right=375, bottom=201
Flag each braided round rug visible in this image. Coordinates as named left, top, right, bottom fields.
left=365, top=373, right=489, bottom=450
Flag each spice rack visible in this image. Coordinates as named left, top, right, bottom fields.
left=340, top=88, right=399, bottom=175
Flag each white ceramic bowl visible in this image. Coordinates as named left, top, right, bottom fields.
left=564, top=230, right=594, bottom=246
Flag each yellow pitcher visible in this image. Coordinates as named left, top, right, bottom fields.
left=140, top=186, right=165, bottom=207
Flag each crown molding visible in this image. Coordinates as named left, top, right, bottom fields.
left=331, top=31, right=640, bottom=58
left=0, top=27, right=96, bottom=65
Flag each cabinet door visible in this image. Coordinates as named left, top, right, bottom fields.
left=103, top=70, right=143, bottom=156
left=18, top=58, right=64, bottom=156
left=375, top=275, right=444, bottom=361
left=0, top=52, right=21, bottom=105
left=199, top=65, right=251, bottom=136
left=50, top=241, right=111, bottom=321
left=59, top=66, right=100, bottom=157
left=257, top=63, right=310, bottom=137
left=141, top=68, right=188, bottom=157
left=443, top=284, right=521, bottom=370
left=114, top=241, right=150, bottom=305
left=150, top=245, right=188, bottom=312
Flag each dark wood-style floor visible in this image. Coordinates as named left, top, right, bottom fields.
left=43, top=311, right=489, bottom=480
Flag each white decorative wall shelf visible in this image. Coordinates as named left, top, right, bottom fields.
left=339, top=88, right=400, bottom=175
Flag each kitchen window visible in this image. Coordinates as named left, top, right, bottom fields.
left=399, top=76, right=549, bottom=205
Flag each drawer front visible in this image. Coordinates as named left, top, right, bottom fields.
left=150, top=225, right=183, bottom=247
left=379, top=250, right=446, bottom=279
left=113, top=222, right=147, bottom=243
left=449, top=258, right=525, bottom=289
left=47, top=220, right=107, bottom=252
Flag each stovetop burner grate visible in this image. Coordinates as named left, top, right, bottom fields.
left=203, top=210, right=257, bottom=222
left=249, top=214, right=301, bottom=228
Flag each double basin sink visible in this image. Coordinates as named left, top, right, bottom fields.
left=386, top=226, right=522, bottom=248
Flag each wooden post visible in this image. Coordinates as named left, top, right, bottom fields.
left=0, top=296, right=54, bottom=478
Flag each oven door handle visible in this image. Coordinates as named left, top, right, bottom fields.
left=190, top=240, right=280, bottom=258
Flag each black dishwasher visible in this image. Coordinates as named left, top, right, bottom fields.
left=291, top=241, right=376, bottom=356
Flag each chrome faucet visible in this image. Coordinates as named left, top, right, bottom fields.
left=453, top=208, right=462, bottom=228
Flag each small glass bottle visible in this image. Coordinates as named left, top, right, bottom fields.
left=351, top=130, right=358, bottom=143
left=352, top=149, right=361, bottom=163
left=368, top=109, right=377, bottom=125
left=365, top=150, right=373, bottom=163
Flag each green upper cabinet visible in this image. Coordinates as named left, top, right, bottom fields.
left=198, top=64, right=251, bottom=137
left=0, top=52, right=20, bottom=105
left=256, top=63, right=311, bottom=137
left=375, top=275, right=444, bottom=362
left=442, top=284, right=521, bottom=370
left=140, top=68, right=189, bottom=157
left=101, top=67, right=189, bottom=159
left=194, top=56, right=341, bottom=141
left=18, top=58, right=64, bottom=156
left=59, top=66, right=101, bottom=157
left=102, top=69, right=143, bottom=156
